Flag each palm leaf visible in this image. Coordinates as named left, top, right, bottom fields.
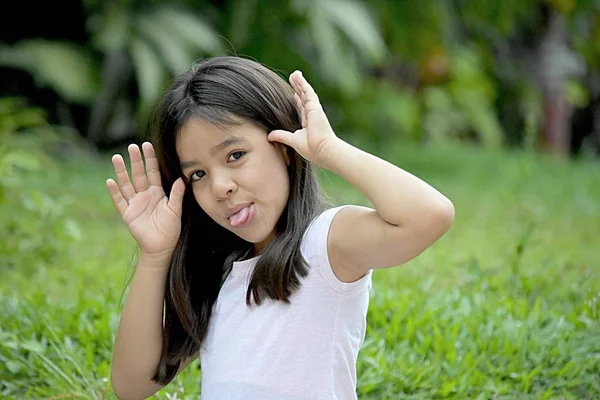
left=130, top=37, right=166, bottom=117
left=158, top=6, right=222, bottom=54
left=135, top=13, right=195, bottom=76
left=91, top=3, right=130, bottom=51
left=0, top=40, right=99, bottom=104
left=323, top=0, right=386, bottom=63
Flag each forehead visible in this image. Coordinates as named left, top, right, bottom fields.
left=178, top=118, right=234, bottom=145
left=176, top=118, right=263, bottom=161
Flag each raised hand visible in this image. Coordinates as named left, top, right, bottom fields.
left=267, top=70, right=339, bottom=167
left=106, top=142, right=185, bottom=259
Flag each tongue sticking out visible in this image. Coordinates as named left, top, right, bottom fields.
left=229, top=205, right=250, bottom=227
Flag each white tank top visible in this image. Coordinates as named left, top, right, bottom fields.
left=199, top=205, right=373, bottom=399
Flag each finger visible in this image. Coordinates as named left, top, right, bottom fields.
left=290, top=73, right=307, bottom=105
left=294, top=93, right=307, bottom=127
left=128, top=144, right=149, bottom=192
left=267, top=129, right=295, bottom=147
left=112, top=154, right=136, bottom=201
left=292, top=73, right=323, bottom=114
left=295, top=71, right=320, bottom=104
left=167, top=177, right=185, bottom=217
left=106, top=178, right=128, bottom=216
left=142, top=142, right=162, bottom=187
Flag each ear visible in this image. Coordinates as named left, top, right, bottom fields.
left=274, top=142, right=291, bottom=166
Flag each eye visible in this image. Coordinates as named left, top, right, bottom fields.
left=189, top=170, right=205, bottom=182
left=228, top=151, right=245, bottom=162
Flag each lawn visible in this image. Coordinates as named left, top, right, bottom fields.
left=1, top=139, right=599, bottom=399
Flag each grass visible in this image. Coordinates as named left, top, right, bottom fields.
left=1, top=138, right=599, bottom=399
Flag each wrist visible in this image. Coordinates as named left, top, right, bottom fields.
left=316, top=137, right=350, bottom=172
left=137, top=250, right=173, bottom=269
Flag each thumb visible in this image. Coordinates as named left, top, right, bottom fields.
left=268, top=129, right=294, bottom=147
left=167, top=177, right=185, bottom=217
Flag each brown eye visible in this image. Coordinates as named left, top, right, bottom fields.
left=190, top=170, right=205, bottom=182
left=228, top=151, right=245, bottom=162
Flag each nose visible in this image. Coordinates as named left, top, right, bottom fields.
left=211, top=172, right=237, bottom=200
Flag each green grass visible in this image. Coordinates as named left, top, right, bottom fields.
left=1, top=139, right=599, bottom=399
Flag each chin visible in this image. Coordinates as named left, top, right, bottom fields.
left=236, top=229, right=273, bottom=246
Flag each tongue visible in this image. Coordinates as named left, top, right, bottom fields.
left=230, top=205, right=250, bottom=227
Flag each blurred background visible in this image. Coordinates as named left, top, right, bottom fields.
left=1, top=0, right=599, bottom=399
left=2, top=0, right=600, bottom=155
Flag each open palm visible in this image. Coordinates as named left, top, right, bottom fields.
left=106, top=143, right=185, bottom=257
left=268, top=71, right=338, bottom=166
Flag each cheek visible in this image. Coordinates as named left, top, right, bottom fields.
left=267, top=161, right=290, bottom=204
left=192, top=188, right=215, bottom=217
left=192, top=187, right=203, bottom=207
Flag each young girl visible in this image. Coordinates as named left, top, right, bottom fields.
left=106, top=56, right=454, bottom=400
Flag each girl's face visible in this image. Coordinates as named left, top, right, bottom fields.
left=177, top=117, right=291, bottom=254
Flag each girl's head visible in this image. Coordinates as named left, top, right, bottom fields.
left=150, top=56, right=328, bottom=384
left=177, top=118, right=289, bottom=252
left=156, top=56, right=307, bottom=252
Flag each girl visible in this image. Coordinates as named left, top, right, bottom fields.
left=106, top=56, right=454, bottom=400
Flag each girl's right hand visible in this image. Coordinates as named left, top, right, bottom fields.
left=106, top=142, right=186, bottom=259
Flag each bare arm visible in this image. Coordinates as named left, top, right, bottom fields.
left=106, top=143, right=189, bottom=399
left=111, top=253, right=198, bottom=399
left=268, top=72, right=454, bottom=282
left=324, top=139, right=454, bottom=277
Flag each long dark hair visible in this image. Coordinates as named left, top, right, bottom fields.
left=150, top=56, right=328, bottom=384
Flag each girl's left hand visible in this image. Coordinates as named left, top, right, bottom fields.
left=268, top=70, right=338, bottom=167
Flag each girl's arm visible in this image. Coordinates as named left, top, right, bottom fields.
left=111, top=253, right=196, bottom=399
left=323, top=139, right=454, bottom=280
left=268, top=71, right=454, bottom=282
left=106, top=143, right=190, bottom=398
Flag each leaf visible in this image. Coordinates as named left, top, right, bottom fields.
left=92, top=3, right=130, bottom=51
left=21, top=339, right=45, bottom=353
left=229, top=0, right=259, bottom=47
left=158, top=6, right=221, bottom=53
left=1, top=341, right=19, bottom=350
left=0, top=40, right=100, bottom=104
left=323, top=0, right=386, bottom=63
left=309, top=6, right=360, bottom=94
left=130, top=37, right=165, bottom=115
left=5, top=360, right=22, bottom=374
left=135, top=13, right=196, bottom=76
left=1, top=151, right=40, bottom=172
left=64, top=219, right=82, bottom=241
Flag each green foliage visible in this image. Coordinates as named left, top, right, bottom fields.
left=1, top=293, right=115, bottom=399
left=86, top=2, right=223, bottom=136
left=0, top=41, right=100, bottom=104
left=2, top=0, right=389, bottom=143
left=425, top=47, right=505, bottom=147
left=1, top=139, right=599, bottom=398
left=333, top=46, right=505, bottom=146
left=4, top=0, right=600, bottom=151
left=0, top=98, right=82, bottom=274
left=457, top=0, right=539, bottom=37
left=359, top=273, right=599, bottom=398
left=376, top=0, right=445, bottom=62
left=289, top=0, right=387, bottom=95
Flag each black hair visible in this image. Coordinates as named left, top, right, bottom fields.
left=151, top=56, right=328, bottom=384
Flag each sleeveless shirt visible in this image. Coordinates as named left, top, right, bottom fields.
left=199, top=205, right=373, bottom=399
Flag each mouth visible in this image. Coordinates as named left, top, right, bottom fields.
left=227, top=203, right=255, bottom=228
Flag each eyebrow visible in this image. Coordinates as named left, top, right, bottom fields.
left=180, top=136, right=247, bottom=170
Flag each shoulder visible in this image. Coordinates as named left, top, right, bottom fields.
left=302, top=205, right=371, bottom=284
left=327, top=205, right=374, bottom=283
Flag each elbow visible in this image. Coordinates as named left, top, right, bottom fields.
left=110, top=371, right=133, bottom=400
left=111, top=369, right=150, bottom=400
left=431, top=198, right=455, bottom=234
left=111, top=384, right=147, bottom=400
left=111, top=382, right=132, bottom=400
